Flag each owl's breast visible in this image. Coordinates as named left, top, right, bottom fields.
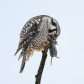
left=34, top=37, right=51, bottom=51
left=34, top=42, right=46, bottom=51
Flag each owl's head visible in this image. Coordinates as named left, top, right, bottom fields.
left=47, top=16, right=60, bottom=39
left=40, top=15, right=60, bottom=39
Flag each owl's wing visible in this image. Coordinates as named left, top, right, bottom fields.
left=15, top=18, right=42, bottom=56
left=15, top=16, right=51, bottom=73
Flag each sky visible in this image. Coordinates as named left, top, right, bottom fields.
left=0, top=0, right=84, bottom=84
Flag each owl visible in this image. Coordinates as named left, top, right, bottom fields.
left=15, top=15, right=60, bottom=73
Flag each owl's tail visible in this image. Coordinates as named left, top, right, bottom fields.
left=19, top=43, right=34, bottom=73
left=20, top=54, right=26, bottom=73
left=19, top=47, right=27, bottom=73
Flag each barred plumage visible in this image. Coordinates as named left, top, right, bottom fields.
left=15, top=15, right=60, bottom=73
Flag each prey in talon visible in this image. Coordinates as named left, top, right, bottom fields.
left=49, top=36, right=59, bottom=65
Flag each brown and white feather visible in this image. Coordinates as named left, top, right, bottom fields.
left=15, top=15, right=60, bottom=73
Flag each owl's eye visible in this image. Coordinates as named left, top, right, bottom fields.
left=51, top=19, right=56, bottom=26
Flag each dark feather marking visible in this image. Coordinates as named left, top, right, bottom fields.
left=51, top=18, right=57, bottom=27
left=15, top=29, right=38, bottom=56
left=49, top=29, right=57, bottom=33
left=27, top=23, right=39, bottom=33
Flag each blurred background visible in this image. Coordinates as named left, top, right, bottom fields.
left=0, top=0, right=84, bottom=84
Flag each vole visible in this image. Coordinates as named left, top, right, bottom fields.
left=49, top=36, right=59, bottom=65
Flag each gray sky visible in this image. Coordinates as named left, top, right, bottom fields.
left=0, top=0, right=84, bottom=84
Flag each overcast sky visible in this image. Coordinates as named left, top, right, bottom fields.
left=0, top=0, right=84, bottom=84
